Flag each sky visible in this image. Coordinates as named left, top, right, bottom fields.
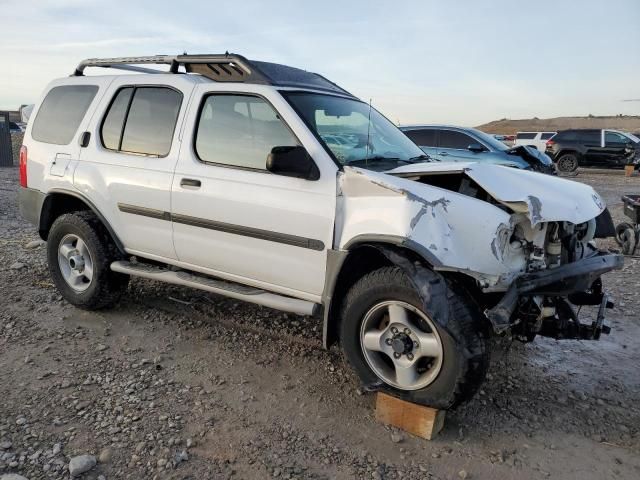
left=1, top=0, right=639, bottom=126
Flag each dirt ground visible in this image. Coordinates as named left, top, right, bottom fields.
left=1, top=167, right=639, bottom=480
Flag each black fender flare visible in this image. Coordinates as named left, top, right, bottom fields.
left=40, top=189, right=126, bottom=254
left=321, top=235, right=446, bottom=349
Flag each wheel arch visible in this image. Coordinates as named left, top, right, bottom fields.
left=556, top=149, right=581, bottom=162
left=322, top=235, right=443, bottom=349
left=39, top=189, right=125, bottom=254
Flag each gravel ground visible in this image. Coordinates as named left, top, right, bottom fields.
left=1, top=167, right=639, bottom=480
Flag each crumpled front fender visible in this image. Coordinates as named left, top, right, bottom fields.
left=336, top=167, right=527, bottom=288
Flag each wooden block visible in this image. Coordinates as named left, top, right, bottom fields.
left=375, top=392, right=445, bottom=440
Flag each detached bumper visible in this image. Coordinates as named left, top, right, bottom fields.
left=487, top=252, right=623, bottom=332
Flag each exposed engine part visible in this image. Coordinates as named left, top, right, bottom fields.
left=511, top=279, right=615, bottom=342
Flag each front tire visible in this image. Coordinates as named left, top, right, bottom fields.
left=47, top=211, right=129, bottom=310
left=340, top=266, right=489, bottom=409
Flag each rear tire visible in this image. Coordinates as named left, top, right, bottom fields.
left=340, top=266, right=489, bottom=409
left=47, top=211, right=129, bottom=309
left=557, top=153, right=579, bottom=173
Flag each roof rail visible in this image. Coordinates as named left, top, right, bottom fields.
left=73, top=53, right=272, bottom=84
left=73, top=53, right=354, bottom=96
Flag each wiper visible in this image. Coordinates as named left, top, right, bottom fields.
left=408, top=154, right=432, bottom=162
left=345, top=156, right=404, bottom=166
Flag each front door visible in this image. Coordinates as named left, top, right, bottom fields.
left=603, top=131, right=633, bottom=167
left=436, top=129, right=485, bottom=163
left=171, top=90, right=336, bottom=299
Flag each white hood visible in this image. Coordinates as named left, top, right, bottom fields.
left=386, top=162, right=605, bottom=226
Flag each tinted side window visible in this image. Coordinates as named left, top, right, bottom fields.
left=101, top=88, right=133, bottom=150
left=439, top=130, right=475, bottom=149
left=540, top=132, right=555, bottom=140
left=605, top=131, right=628, bottom=145
left=404, top=129, right=436, bottom=146
left=195, top=95, right=299, bottom=170
left=32, top=85, right=98, bottom=145
left=577, top=130, right=600, bottom=144
left=555, top=131, right=577, bottom=141
left=120, top=88, right=182, bottom=156
left=516, top=132, right=536, bottom=140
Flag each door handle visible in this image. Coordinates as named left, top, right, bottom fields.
left=438, top=152, right=449, bottom=156
left=180, top=178, right=201, bottom=188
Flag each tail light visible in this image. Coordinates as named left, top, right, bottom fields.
left=19, top=145, right=27, bottom=187
left=545, top=140, right=555, bottom=148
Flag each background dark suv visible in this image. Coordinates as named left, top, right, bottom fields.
left=546, top=129, right=640, bottom=172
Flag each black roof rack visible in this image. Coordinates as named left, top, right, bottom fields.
left=73, top=53, right=354, bottom=97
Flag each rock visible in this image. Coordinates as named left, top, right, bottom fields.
left=25, top=239, right=45, bottom=249
left=185, top=438, right=195, bottom=448
left=9, top=262, right=25, bottom=270
left=458, top=469, right=470, bottom=479
left=68, top=454, right=97, bottom=476
left=15, top=417, right=26, bottom=425
left=96, top=344, right=108, bottom=352
left=1, top=474, right=30, bottom=480
left=390, top=432, right=403, bottom=443
left=175, top=450, right=188, bottom=463
left=0, top=440, right=12, bottom=450
left=98, top=447, right=112, bottom=463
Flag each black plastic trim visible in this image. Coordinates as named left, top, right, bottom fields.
left=43, top=189, right=127, bottom=254
left=117, top=203, right=325, bottom=251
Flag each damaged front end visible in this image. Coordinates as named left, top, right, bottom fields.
left=337, top=162, right=623, bottom=343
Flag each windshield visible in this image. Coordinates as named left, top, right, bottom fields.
left=470, top=128, right=510, bottom=151
left=282, top=92, right=428, bottom=170
left=623, top=132, right=640, bottom=143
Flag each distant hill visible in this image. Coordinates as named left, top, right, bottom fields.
left=476, top=115, right=640, bottom=135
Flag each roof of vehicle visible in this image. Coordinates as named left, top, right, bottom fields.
left=74, top=54, right=354, bottom=97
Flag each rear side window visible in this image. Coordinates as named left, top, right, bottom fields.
left=101, top=87, right=182, bottom=156
left=195, top=94, right=299, bottom=170
left=540, top=132, right=555, bottom=140
left=577, top=130, right=600, bottom=144
left=516, top=132, right=536, bottom=140
left=404, top=129, right=436, bottom=146
left=31, top=85, right=98, bottom=145
left=439, top=130, right=475, bottom=149
left=101, top=88, right=133, bottom=150
left=555, top=131, right=577, bottom=141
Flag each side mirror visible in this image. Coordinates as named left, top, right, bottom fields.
left=267, top=146, right=320, bottom=180
left=467, top=143, right=486, bottom=153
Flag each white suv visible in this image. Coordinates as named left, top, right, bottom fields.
left=514, top=131, right=557, bottom=151
left=18, top=54, right=622, bottom=409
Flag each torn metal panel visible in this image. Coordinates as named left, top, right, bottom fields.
left=337, top=167, right=527, bottom=290
left=388, top=162, right=605, bottom=226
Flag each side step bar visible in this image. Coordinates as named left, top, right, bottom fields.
left=110, top=261, right=317, bottom=316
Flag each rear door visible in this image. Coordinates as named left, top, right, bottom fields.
left=580, top=130, right=607, bottom=165
left=74, top=76, right=194, bottom=259
left=170, top=85, right=337, bottom=300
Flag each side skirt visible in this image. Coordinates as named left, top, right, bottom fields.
left=111, top=260, right=318, bottom=316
